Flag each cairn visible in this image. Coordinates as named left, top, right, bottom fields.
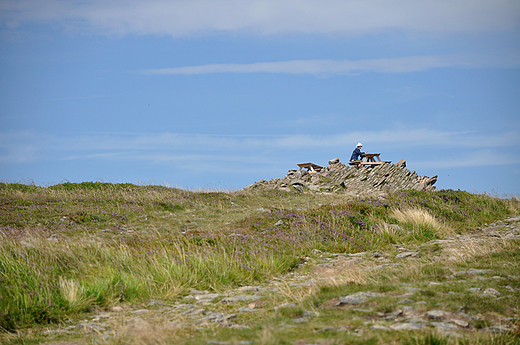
left=245, top=159, right=437, bottom=195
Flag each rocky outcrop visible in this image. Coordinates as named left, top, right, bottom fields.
left=245, top=159, right=437, bottom=194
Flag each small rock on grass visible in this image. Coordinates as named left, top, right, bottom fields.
left=221, top=295, right=262, bottom=303
left=389, top=322, right=425, bottom=331
left=395, top=251, right=419, bottom=259
left=467, top=288, right=483, bottom=293
left=432, top=322, right=459, bottom=332
left=370, top=325, right=391, bottom=331
left=483, top=325, right=513, bottom=333
left=274, top=302, right=296, bottom=310
left=483, top=288, right=500, bottom=296
left=451, top=319, right=470, bottom=328
left=425, top=310, right=450, bottom=321
left=337, top=294, right=368, bottom=306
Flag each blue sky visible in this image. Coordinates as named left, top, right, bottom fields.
left=1, top=1, right=519, bottom=194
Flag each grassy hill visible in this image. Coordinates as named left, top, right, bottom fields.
left=1, top=182, right=519, bottom=344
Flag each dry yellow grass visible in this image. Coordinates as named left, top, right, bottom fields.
left=442, top=234, right=513, bottom=263
left=392, top=207, right=454, bottom=237
left=272, top=280, right=316, bottom=305
left=392, top=207, right=439, bottom=228
left=58, top=277, right=92, bottom=312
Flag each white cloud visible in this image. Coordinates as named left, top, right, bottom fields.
left=140, top=54, right=520, bottom=76
left=1, top=0, right=519, bottom=37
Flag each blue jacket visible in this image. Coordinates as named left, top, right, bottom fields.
left=350, top=147, right=365, bottom=161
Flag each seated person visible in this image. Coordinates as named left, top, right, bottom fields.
left=350, top=143, right=366, bottom=162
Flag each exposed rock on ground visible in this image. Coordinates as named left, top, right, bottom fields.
left=245, top=159, right=437, bottom=194
left=35, top=216, right=520, bottom=344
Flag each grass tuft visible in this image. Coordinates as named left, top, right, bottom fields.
left=392, top=207, right=452, bottom=241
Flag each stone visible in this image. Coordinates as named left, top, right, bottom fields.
left=451, top=319, right=469, bottom=328
left=467, top=288, right=483, bottom=293
left=200, top=312, right=236, bottom=323
left=466, top=268, right=493, bottom=275
left=483, top=288, right=500, bottom=296
left=297, top=310, right=315, bottom=318
left=228, top=325, right=251, bottom=330
left=396, top=299, right=414, bottom=304
left=483, top=325, right=512, bottom=333
left=348, top=252, right=368, bottom=257
left=131, top=309, right=149, bottom=314
left=238, top=286, right=260, bottom=292
left=432, top=322, right=459, bottom=332
left=353, top=308, right=372, bottom=313
left=77, top=323, right=105, bottom=332
left=387, top=309, right=403, bottom=318
left=180, top=308, right=206, bottom=316
left=289, top=180, right=305, bottom=186
left=315, top=327, right=336, bottom=332
left=243, top=156, right=437, bottom=194
left=274, top=303, right=296, bottom=310
left=389, top=322, right=424, bottom=331
left=456, top=312, right=477, bottom=320
left=504, top=233, right=520, bottom=239
left=388, top=224, right=402, bottom=231
left=396, top=159, right=406, bottom=167
left=424, top=175, right=438, bottom=186
left=293, top=184, right=304, bottom=193
left=336, top=291, right=382, bottom=306
left=395, top=252, right=419, bottom=259
left=207, top=340, right=251, bottom=345
left=336, top=294, right=368, bottom=306
left=425, top=310, right=450, bottom=321
left=370, top=324, right=391, bottom=331
left=238, top=307, right=257, bottom=312
left=194, top=293, right=221, bottom=302
left=221, top=295, right=262, bottom=303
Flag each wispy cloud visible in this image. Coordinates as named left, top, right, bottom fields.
left=414, top=150, right=520, bottom=169
left=1, top=129, right=518, bottom=169
left=1, top=0, right=519, bottom=37
left=140, top=54, right=520, bottom=76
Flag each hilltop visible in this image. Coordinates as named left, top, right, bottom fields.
left=246, top=159, right=437, bottom=195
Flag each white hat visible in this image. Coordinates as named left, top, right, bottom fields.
left=356, top=142, right=363, bottom=147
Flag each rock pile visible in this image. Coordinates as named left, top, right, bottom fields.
left=245, top=159, right=437, bottom=194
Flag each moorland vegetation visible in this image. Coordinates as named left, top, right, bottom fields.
left=0, top=182, right=519, bottom=344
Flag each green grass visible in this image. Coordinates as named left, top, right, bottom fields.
left=0, top=182, right=519, bottom=338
